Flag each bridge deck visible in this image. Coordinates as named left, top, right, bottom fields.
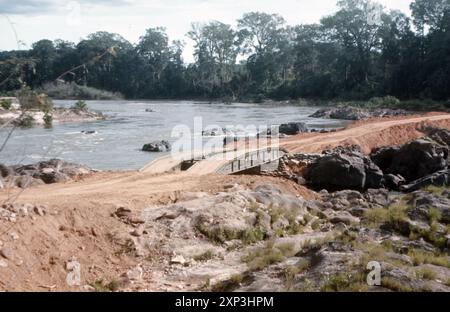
left=140, top=146, right=284, bottom=175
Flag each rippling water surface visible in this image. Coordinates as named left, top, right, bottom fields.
left=0, top=100, right=349, bottom=170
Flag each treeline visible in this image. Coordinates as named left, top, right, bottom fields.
left=1, top=0, right=449, bottom=101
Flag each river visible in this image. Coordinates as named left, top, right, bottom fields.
left=0, top=100, right=349, bottom=170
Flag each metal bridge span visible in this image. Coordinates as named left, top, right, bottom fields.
left=140, top=147, right=285, bottom=176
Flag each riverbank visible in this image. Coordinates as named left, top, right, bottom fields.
left=0, top=113, right=449, bottom=291
left=39, top=83, right=123, bottom=101
left=0, top=106, right=106, bottom=127
left=258, top=97, right=450, bottom=113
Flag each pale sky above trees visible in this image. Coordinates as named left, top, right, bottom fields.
left=0, top=0, right=412, bottom=62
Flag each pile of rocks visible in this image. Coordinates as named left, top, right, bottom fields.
left=0, top=202, right=49, bottom=223
left=310, top=106, right=409, bottom=121
left=279, top=128, right=450, bottom=193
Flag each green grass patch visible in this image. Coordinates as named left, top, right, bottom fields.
left=408, top=249, right=450, bottom=268
left=381, top=277, right=414, bottom=292
left=416, top=268, right=438, bottom=280
left=194, top=250, right=216, bottom=262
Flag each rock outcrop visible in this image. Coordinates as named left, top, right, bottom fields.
left=0, top=159, right=92, bottom=188
left=372, top=138, right=448, bottom=182
left=304, top=147, right=383, bottom=191
left=400, top=169, right=450, bottom=192
left=279, top=122, right=308, bottom=135
left=310, top=106, right=409, bottom=120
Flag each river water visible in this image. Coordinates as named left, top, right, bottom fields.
left=0, top=100, right=349, bottom=170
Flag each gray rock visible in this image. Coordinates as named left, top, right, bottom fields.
left=365, top=189, right=390, bottom=208
left=384, top=174, right=406, bottom=190
left=279, top=123, right=308, bottom=135
left=330, top=212, right=360, bottom=225
left=142, top=140, right=171, bottom=152
left=305, top=148, right=383, bottom=191
left=310, top=106, right=409, bottom=121
left=349, top=206, right=369, bottom=217
left=9, top=159, right=91, bottom=186
left=407, top=191, right=450, bottom=224
left=400, top=169, right=450, bottom=192
left=373, top=139, right=448, bottom=182
left=426, top=128, right=450, bottom=147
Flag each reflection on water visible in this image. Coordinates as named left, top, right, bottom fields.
left=0, top=100, right=349, bottom=170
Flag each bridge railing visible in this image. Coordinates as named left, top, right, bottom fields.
left=216, top=148, right=284, bottom=174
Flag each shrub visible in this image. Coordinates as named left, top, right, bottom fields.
left=0, top=98, right=12, bottom=110
left=17, top=87, right=53, bottom=112
left=364, top=201, right=408, bottom=229
left=416, top=268, right=438, bottom=280
left=211, top=274, right=246, bottom=292
left=72, top=100, right=88, bottom=112
left=321, top=272, right=367, bottom=292
left=243, top=240, right=295, bottom=271
left=367, top=96, right=401, bottom=108
left=91, top=279, right=122, bottom=292
left=408, top=249, right=450, bottom=268
left=193, top=250, right=216, bottom=261
left=41, top=82, right=122, bottom=100
left=17, top=113, right=35, bottom=128
left=381, top=277, right=414, bottom=292
left=43, top=112, right=53, bottom=128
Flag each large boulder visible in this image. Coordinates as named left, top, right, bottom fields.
left=371, top=147, right=399, bottom=171
left=304, top=148, right=384, bottom=191
left=279, top=123, right=308, bottom=135
left=372, top=139, right=448, bottom=182
left=142, top=140, right=171, bottom=152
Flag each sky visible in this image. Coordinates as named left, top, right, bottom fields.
left=0, top=0, right=413, bottom=63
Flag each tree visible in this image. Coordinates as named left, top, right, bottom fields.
left=188, top=21, right=241, bottom=96
left=237, top=12, right=292, bottom=96
left=237, top=12, right=286, bottom=55
left=75, top=32, right=132, bottom=89
left=136, top=27, right=180, bottom=97
left=321, top=0, right=386, bottom=97
left=411, top=0, right=450, bottom=33
left=30, top=40, right=57, bottom=86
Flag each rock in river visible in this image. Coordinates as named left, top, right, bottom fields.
left=142, top=140, right=171, bottom=152
left=279, top=122, right=308, bottom=135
